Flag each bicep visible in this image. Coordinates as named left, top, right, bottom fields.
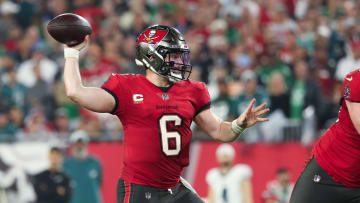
left=194, top=109, right=222, bottom=140
left=75, top=87, right=116, bottom=113
left=345, top=100, right=360, bottom=134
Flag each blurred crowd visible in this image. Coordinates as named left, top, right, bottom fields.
left=0, top=0, right=359, bottom=145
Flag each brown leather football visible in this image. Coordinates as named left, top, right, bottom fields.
left=47, top=13, right=92, bottom=47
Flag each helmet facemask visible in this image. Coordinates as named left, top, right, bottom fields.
left=158, top=47, right=192, bottom=82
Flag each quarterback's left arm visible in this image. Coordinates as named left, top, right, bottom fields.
left=345, top=100, right=360, bottom=134
left=241, top=179, right=254, bottom=203
left=194, top=98, right=269, bottom=142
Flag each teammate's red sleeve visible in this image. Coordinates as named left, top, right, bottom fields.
left=101, top=74, right=125, bottom=115
left=194, top=82, right=211, bottom=117
left=343, top=72, right=360, bottom=102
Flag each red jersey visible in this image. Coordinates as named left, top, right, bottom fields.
left=101, top=74, right=211, bottom=188
left=314, top=70, right=360, bottom=187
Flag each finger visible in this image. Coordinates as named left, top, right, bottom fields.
left=257, top=117, right=269, bottom=122
left=253, top=102, right=267, bottom=112
left=245, top=98, right=256, bottom=113
left=256, top=108, right=270, bottom=117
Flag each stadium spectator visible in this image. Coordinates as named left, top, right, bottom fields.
left=53, top=75, right=80, bottom=119
left=211, top=79, right=232, bottom=121
left=17, top=43, right=58, bottom=88
left=77, top=115, right=106, bottom=141
left=335, top=40, right=360, bottom=81
left=33, top=147, right=71, bottom=203
left=268, top=4, right=298, bottom=43
left=24, top=59, right=57, bottom=121
left=262, top=168, right=294, bottom=203
left=267, top=72, right=290, bottom=117
left=1, top=67, right=28, bottom=114
left=206, top=143, right=253, bottom=203
left=0, top=109, right=16, bottom=142
left=51, top=108, right=72, bottom=148
left=0, top=1, right=19, bottom=43
left=8, top=106, right=25, bottom=134
left=261, top=72, right=289, bottom=142
left=289, top=60, right=324, bottom=125
left=63, top=130, right=102, bottom=203
left=17, top=109, right=53, bottom=142
left=230, top=70, right=269, bottom=142
left=257, top=42, right=293, bottom=88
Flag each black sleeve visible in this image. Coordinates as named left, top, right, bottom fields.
left=62, top=174, right=72, bottom=203
left=33, top=171, right=56, bottom=201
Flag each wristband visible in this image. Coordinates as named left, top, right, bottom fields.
left=64, top=48, right=80, bottom=59
left=231, top=120, right=246, bottom=135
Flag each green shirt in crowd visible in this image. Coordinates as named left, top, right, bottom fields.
left=63, top=156, right=102, bottom=203
left=257, top=63, right=293, bottom=88
left=290, top=81, right=306, bottom=123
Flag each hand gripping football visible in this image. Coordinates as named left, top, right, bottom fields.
left=47, top=13, right=92, bottom=47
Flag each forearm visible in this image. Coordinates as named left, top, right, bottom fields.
left=64, top=57, right=83, bottom=99
left=195, top=109, right=246, bottom=143
left=63, top=54, right=115, bottom=113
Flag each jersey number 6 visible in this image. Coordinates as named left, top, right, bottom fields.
left=158, top=114, right=183, bottom=156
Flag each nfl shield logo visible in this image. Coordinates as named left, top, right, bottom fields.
left=145, top=192, right=151, bottom=200
left=313, top=174, right=321, bottom=182
left=162, top=94, right=169, bottom=101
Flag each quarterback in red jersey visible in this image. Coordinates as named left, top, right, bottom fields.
left=290, top=69, right=360, bottom=203
left=63, top=25, right=269, bottom=203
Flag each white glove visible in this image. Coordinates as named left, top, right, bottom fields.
left=64, top=35, right=90, bottom=59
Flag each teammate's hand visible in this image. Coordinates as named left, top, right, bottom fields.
left=236, top=98, right=270, bottom=128
left=64, top=35, right=90, bottom=51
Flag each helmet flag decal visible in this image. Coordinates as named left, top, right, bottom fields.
left=137, top=30, right=168, bottom=45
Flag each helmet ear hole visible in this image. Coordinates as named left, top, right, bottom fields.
left=158, top=47, right=167, bottom=57
left=159, top=65, right=169, bottom=74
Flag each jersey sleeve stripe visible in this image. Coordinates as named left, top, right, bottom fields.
left=193, top=102, right=211, bottom=118
left=102, top=87, right=119, bottom=114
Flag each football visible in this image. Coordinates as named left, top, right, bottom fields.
left=47, top=13, right=92, bottom=47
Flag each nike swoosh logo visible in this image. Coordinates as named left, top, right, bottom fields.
left=346, top=77, right=353, bottom=81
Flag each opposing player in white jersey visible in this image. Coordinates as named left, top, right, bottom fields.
left=206, top=144, right=253, bottom=203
